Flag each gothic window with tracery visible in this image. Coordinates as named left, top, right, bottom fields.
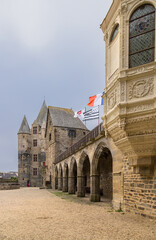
left=129, top=4, right=155, bottom=68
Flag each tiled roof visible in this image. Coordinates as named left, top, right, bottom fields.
left=18, top=115, right=30, bottom=134
left=34, top=100, right=48, bottom=126
left=48, top=106, right=87, bottom=130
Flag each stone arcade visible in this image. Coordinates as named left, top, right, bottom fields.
left=18, top=0, right=156, bottom=219
left=53, top=0, right=156, bottom=219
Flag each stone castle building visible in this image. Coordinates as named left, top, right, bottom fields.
left=18, top=101, right=88, bottom=187
left=18, top=0, right=156, bottom=219
left=50, top=0, right=156, bottom=219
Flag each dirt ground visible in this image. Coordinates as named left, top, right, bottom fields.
left=0, top=188, right=155, bottom=240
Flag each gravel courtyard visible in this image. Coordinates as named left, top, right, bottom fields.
left=0, top=188, right=155, bottom=240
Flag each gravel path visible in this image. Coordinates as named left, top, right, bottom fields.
left=0, top=188, right=155, bottom=240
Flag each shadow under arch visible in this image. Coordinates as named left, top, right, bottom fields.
left=90, top=142, right=113, bottom=202
left=77, top=151, right=90, bottom=197
left=55, top=165, right=58, bottom=189
left=58, top=164, right=63, bottom=190
left=63, top=162, right=68, bottom=192
left=68, top=157, right=77, bottom=194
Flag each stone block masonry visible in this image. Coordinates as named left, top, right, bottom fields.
left=124, top=158, right=156, bottom=219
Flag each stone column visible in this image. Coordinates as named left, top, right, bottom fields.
left=90, top=174, right=100, bottom=202
left=55, top=177, right=58, bottom=190
left=58, top=177, right=62, bottom=190
left=77, top=176, right=85, bottom=197
left=68, top=176, right=75, bottom=194
left=63, top=177, right=68, bottom=192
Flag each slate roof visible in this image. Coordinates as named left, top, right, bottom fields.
left=48, top=106, right=87, bottom=130
left=34, top=100, right=48, bottom=126
left=18, top=115, right=30, bottom=134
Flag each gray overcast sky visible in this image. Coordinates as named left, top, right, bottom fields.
left=0, top=0, right=112, bottom=172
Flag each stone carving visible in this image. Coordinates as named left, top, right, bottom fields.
left=121, top=82, right=125, bottom=101
left=129, top=78, right=154, bottom=100
left=127, top=103, right=153, bottom=114
left=118, top=118, right=126, bottom=130
left=127, top=115, right=156, bottom=124
left=108, top=89, right=117, bottom=110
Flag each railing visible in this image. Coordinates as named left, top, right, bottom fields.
left=54, top=122, right=105, bottom=164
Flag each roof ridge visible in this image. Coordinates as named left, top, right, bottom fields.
left=48, top=106, right=73, bottom=113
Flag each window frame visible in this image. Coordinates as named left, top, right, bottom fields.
left=33, top=139, right=37, bottom=147
left=68, top=129, right=76, bottom=138
left=33, top=154, right=38, bottom=162
left=33, top=168, right=37, bottom=176
left=129, top=4, right=155, bottom=68
left=110, top=23, right=119, bottom=43
left=33, top=126, right=37, bottom=134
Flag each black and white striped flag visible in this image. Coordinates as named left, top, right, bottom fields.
left=83, top=106, right=99, bottom=121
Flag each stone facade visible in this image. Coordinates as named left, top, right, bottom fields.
left=18, top=102, right=47, bottom=188
left=50, top=0, right=156, bottom=219
left=17, top=0, right=156, bottom=219
left=100, top=0, right=156, bottom=218
left=18, top=103, right=88, bottom=188
left=44, top=106, right=89, bottom=189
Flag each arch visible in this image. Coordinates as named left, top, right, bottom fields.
left=68, top=157, right=77, bottom=194
left=78, top=151, right=89, bottom=175
left=92, top=142, right=108, bottom=174
left=77, top=151, right=91, bottom=197
left=90, top=142, right=113, bottom=202
left=58, top=164, right=63, bottom=190
left=63, top=162, right=68, bottom=178
left=110, top=23, right=119, bottom=43
left=129, top=3, right=155, bottom=68
left=55, top=165, right=58, bottom=189
left=63, top=162, right=68, bottom=192
left=69, top=157, right=77, bottom=176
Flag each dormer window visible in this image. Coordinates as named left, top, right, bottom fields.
left=33, top=127, right=37, bottom=134
left=110, top=24, right=119, bottom=43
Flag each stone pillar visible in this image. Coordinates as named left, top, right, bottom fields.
left=68, top=177, right=75, bottom=194
left=90, top=174, right=100, bottom=202
left=58, top=177, right=62, bottom=190
left=55, top=177, right=58, bottom=189
left=77, top=176, right=85, bottom=197
left=63, top=177, right=68, bottom=192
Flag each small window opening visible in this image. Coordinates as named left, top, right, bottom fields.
left=110, top=24, right=119, bottom=43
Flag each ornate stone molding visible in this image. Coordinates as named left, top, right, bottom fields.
left=107, top=88, right=118, bottom=110
left=127, top=103, right=153, bottom=114
left=121, top=82, right=125, bottom=101
left=128, top=78, right=154, bottom=100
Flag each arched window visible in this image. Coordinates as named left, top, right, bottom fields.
left=129, top=4, right=155, bottom=68
left=110, top=24, right=119, bottom=43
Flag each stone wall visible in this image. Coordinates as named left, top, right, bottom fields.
left=124, top=157, right=156, bottom=219
left=0, top=183, right=20, bottom=190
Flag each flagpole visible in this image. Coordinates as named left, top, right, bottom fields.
left=85, top=107, right=86, bottom=127
left=98, top=105, right=99, bottom=125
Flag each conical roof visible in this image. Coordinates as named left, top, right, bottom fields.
left=18, top=115, right=30, bottom=134
left=34, top=100, right=48, bottom=126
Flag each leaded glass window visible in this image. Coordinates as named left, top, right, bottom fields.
left=110, top=24, right=119, bottom=43
left=129, top=4, right=155, bottom=68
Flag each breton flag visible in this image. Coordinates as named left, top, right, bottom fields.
left=83, top=106, right=99, bottom=121
left=87, top=92, right=104, bottom=107
left=74, top=109, right=85, bottom=118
